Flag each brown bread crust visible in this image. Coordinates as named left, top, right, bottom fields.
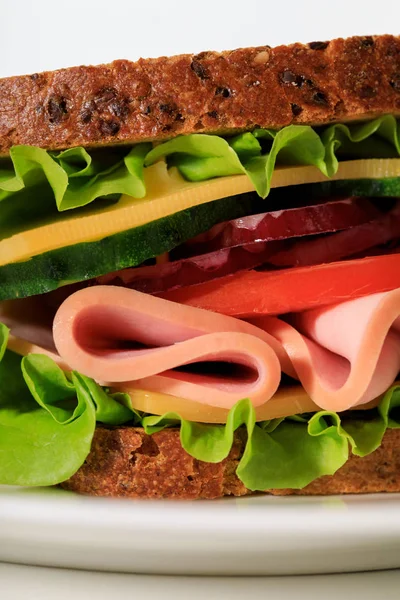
left=61, top=427, right=400, bottom=499
left=1, top=35, right=400, bottom=154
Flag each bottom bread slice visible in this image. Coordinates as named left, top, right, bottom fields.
left=61, top=427, right=400, bottom=499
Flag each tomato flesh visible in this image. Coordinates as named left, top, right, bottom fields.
left=160, top=254, right=400, bottom=316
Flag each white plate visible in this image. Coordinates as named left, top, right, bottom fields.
left=2, top=564, right=400, bottom=600
left=1, top=486, right=400, bottom=576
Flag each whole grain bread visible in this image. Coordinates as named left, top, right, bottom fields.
left=61, top=426, right=400, bottom=499
left=1, top=35, right=400, bottom=155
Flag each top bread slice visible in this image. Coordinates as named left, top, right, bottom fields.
left=1, top=34, right=400, bottom=154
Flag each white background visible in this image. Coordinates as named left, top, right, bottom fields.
left=0, top=0, right=399, bottom=77
left=1, top=0, right=400, bottom=596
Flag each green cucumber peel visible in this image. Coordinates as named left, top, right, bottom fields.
left=0, top=191, right=263, bottom=300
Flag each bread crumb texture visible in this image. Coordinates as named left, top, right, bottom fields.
left=61, top=427, right=400, bottom=499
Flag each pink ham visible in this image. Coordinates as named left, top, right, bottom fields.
left=53, top=285, right=284, bottom=409
left=248, top=289, right=400, bottom=411
left=0, top=297, right=56, bottom=352
left=53, top=286, right=400, bottom=412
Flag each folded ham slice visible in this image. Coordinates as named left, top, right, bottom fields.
left=53, top=286, right=400, bottom=412
left=53, top=286, right=283, bottom=409
left=249, top=289, right=400, bottom=411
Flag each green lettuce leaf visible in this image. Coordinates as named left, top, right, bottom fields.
left=1, top=117, right=399, bottom=231
left=0, top=143, right=150, bottom=212
left=322, top=115, right=400, bottom=174
left=145, top=115, right=400, bottom=197
left=1, top=319, right=400, bottom=490
left=0, top=323, right=8, bottom=362
left=142, top=389, right=400, bottom=490
left=0, top=327, right=138, bottom=486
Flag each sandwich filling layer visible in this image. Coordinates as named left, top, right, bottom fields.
left=2, top=116, right=400, bottom=492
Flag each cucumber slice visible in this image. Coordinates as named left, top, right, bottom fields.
left=267, top=176, right=400, bottom=206
left=2, top=176, right=399, bottom=302
left=0, top=192, right=263, bottom=301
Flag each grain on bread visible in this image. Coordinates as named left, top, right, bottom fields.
left=61, top=427, right=400, bottom=499
left=1, top=35, right=400, bottom=154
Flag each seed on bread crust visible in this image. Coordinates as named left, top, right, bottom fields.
left=308, top=41, right=329, bottom=50
left=47, top=96, right=68, bottom=124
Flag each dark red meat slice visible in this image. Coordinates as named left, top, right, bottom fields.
left=98, top=201, right=400, bottom=295
left=176, top=197, right=381, bottom=257
left=269, top=200, right=400, bottom=267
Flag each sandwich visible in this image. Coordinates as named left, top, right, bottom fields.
left=1, top=34, right=400, bottom=499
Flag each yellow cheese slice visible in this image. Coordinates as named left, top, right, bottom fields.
left=2, top=158, right=400, bottom=267
left=112, top=382, right=323, bottom=422
left=6, top=335, right=70, bottom=371
left=7, top=334, right=380, bottom=423
left=111, top=382, right=380, bottom=422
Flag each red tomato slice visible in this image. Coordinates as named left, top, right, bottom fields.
left=160, top=254, right=400, bottom=316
